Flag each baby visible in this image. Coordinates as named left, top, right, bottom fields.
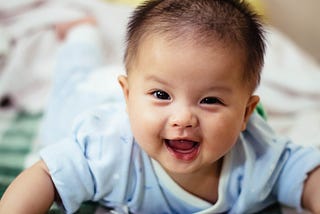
left=1, top=0, right=320, bottom=213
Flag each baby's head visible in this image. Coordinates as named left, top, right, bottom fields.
left=124, top=0, right=266, bottom=93
left=119, top=0, right=266, bottom=176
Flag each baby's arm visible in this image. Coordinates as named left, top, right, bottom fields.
left=302, top=166, right=320, bottom=213
left=0, top=160, right=56, bottom=213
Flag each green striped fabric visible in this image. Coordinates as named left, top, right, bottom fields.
left=0, top=111, right=98, bottom=213
left=256, top=102, right=268, bottom=120
left=0, top=111, right=42, bottom=196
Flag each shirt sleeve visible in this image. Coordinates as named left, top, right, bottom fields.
left=247, top=113, right=320, bottom=211
left=40, top=138, right=94, bottom=213
left=40, top=104, right=133, bottom=213
left=227, top=113, right=320, bottom=213
left=275, top=143, right=320, bottom=211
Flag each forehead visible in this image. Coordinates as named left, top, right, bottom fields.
left=127, top=29, right=247, bottom=66
left=131, top=33, right=247, bottom=74
left=128, top=35, right=248, bottom=91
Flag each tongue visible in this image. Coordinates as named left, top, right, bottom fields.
left=167, top=140, right=196, bottom=150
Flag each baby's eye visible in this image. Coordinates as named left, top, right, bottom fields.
left=200, top=97, right=223, bottom=105
left=152, top=90, right=171, bottom=100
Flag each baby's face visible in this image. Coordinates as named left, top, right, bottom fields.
left=119, top=36, right=259, bottom=176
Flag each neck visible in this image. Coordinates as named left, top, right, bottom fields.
left=167, top=158, right=223, bottom=204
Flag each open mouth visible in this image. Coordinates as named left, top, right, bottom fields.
left=165, top=139, right=200, bottom=161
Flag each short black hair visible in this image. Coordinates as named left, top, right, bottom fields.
left=124, top=0, right=266, bottom=92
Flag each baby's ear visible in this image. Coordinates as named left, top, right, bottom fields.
left=118, top=75, right=129, bottom=103
left=241, top=95, right=260, bottom=131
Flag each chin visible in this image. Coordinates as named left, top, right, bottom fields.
left=162, top=160, right=200, bottom=174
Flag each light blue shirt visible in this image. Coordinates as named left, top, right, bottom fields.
left=40, top=103, right=320, bottom=214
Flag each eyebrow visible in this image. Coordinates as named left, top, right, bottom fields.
left=206, top=85, right=233, bottom=94
left=144, top=75, right=170, bottom=86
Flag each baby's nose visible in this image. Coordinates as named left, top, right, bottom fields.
left=169, top=108, right=198, bottom=128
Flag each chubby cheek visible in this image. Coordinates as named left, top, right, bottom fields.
left=203, top=115, right=243, bottom=159
left=127, top=102, right=164, bottom=153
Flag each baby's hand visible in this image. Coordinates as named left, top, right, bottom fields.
left=54, top=16, right=97, bottom=40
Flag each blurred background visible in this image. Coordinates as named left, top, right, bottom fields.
left=261, top=0, right=320, bottom=62
left=106, top=0, right=320, bottom=62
